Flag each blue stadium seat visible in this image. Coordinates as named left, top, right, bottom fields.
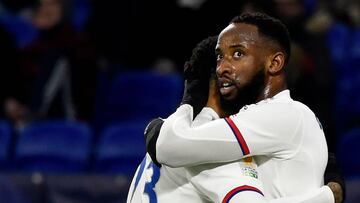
left=14, top=120, right=93, bottom=173
left=326, top=23, right=351, bottom=67
left=350, top=28, right=360, bottom=63
left=349, top=28, right=360, bottom=115
left=71, top=0, right=92, bottom=32
left=337, top=127, right=360, bottom=178
left=101, top=71, right=183, bottom=128
left=0, top=120, right=12, bottom=169
left=93, top=122, right=147, bottom=175
left=92, top=69, right=112, bottom=133
left=0, top=13, right=38, bottom=48
left=330, top=25, right=360, bottom=131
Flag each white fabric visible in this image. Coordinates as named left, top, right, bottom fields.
left=127, top=100, right=334, bottom=202
left=156, top=90, right=330, bottom=200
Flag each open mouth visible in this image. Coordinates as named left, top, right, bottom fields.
left=219, top=81, right=235, bottom=95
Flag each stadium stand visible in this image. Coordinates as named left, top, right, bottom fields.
left=93, top=121, right=147, bottom=175
left=14, top=120, right=93, bottom=173
left=45, top=174, right=130, bottom=203
left=0, top=120, right=12, bottom=170
left=93, top=70, right=183, bottom=131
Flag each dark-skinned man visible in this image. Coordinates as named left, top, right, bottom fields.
left=144, top=12, right=344, bottom=203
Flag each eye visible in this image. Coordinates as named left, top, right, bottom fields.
left=216, top=54, right=223, bottom=61
left=233, top=51, right=243, bottom=58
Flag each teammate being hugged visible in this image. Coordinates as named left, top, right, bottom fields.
left=127, top=36, right=219, bottom=203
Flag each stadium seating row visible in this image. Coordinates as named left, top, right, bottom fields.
left=326, top=24, right=360, bottom=133
left=0, top=119, right=147, bottom=176
left=0, top=70, right=184, bottom=176
left=92, top=70, right=184, bottom=133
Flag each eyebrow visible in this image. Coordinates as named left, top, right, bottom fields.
left=215, top=43, right=249, bottom=53
left=229, top=44, right=247, bottom=49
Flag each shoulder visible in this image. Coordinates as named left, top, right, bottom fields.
left=235, top=98, right=302, bottom=121
left=230, top=96, right=304, bottom=136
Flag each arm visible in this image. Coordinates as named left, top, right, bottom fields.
left=189, top=160, right=334, bottom=203
left=144, top=77, right=220, bottom=168
left=196, top=182, right=333, bottom=203
left=225, top=186, right=334, bottom=203
left=156, top=102, right=301, bottom=167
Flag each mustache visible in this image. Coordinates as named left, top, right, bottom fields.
left=218, top=69, right=265, bottom=114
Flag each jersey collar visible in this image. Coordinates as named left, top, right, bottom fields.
left=272, top=89, right=291, bottom=100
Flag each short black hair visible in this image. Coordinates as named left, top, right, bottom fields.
left=183, top=35, right=218, bottom=80
left=231, top=12, right=291, bottom=64
left=182, top=35, right=218, bottom=117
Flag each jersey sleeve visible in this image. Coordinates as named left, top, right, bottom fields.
left=188, top=155, right=333, bottom=203
left=189, top=161, right=334, bottom=203
left=223, top=185, right=334, bottom=203
left=192, top=107, right=220, bottom=127
left=156, top=103, right=302, bottom=167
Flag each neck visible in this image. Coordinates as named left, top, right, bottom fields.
left=257, top=74, right=287, bottom=102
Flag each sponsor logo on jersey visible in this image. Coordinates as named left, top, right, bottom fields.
left=240, top=157, right=258, bottom=179
left=241, top=166, right=258, bottom=179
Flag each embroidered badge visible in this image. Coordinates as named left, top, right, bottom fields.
left=242, top=167, right=258, bottom=179
left=240, top=157, right=258, bottom=179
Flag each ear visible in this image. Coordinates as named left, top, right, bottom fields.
left=267, top=52, right=285, bottom=75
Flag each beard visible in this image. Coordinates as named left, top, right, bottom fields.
left=219, top=68, right=265, bottom=115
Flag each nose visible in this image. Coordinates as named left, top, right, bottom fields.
left=216, top=59, right=232, bottom=77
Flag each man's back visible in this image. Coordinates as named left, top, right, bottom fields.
left=127, top=154, right=209, bottom=203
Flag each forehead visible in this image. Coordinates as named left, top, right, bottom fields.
left=217, top=23, right=262, bottom=49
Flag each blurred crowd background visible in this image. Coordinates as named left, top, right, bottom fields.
left=0, top=0, right=359, bottom=202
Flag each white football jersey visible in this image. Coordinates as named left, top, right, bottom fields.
left=156, top=90, right=331, bottom=200
left=127, top=155, right=333, bottom=203
left=127, top=153, right=209, bottom=203
left=127, top=108, right=262, bottom=203
left=127, top=99, right=334, bottom=203
left=127, top=108, right=266, bottom=203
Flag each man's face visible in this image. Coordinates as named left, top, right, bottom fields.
left=215, top=23, right=267, bottom=104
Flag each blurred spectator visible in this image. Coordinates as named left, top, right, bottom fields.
left=305, top=0, right=360, bottom=140
left=5, top=0, right=98, bottom=131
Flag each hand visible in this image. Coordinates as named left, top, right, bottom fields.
left=206, top=75, right=228, bottom=118
left=180, top=35, right=218, bottom=118
left=144, top=118, right=164, bottom=167
left=324, top=152, right=345, bottom=202
left=180, top=78, right=208, bottom=118
left=327, top=182, right=344, bottom=203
